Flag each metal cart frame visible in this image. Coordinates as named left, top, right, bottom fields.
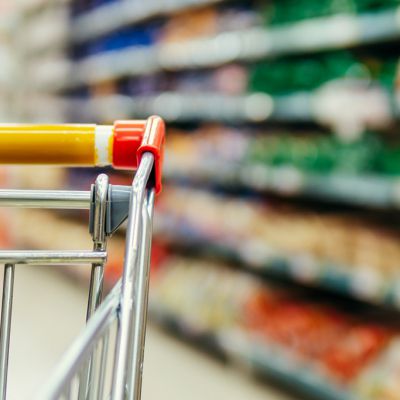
left=0, top=117, right=165, bottom=400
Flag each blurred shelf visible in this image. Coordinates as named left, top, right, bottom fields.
left=22, top=6, right=69, bottom=56
left=0, top=5, right=18, bottom=34
left=71, top=0, right=226, bottom=43
left=25, top=58, right=72, bottom=93
left=9, top=170, right=400, bottom=308
left=65, top=92, right=310, bottom=123
left=154, top=218, right=400, bottom=308
left=24, top=92, right=313, bottom=122
left=46, top=82, right=393, bottom=131
left=11, top=203, right=400, bottom=309
left=66, top=7, right=400, bottom=87
left=149, top=306, right=354, bottom=400
left=24, top=34, right=68, bottom=57
left=21, top=0, right=71, bottom=14
left=164, top=162, right=400, bottom=209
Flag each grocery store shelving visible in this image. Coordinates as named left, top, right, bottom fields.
left=22, top=92, right=309, bottom=123
left=21, top=5, right=69, bottom=56
left=71, top=0, right=226, bottom=43
left=149, top=254, right=399, bottom=400
left=62, top=7, right=400, bottom=89
left=164, top=161, right=400, bottom=209
left=150, top=306, right=354, bottom=400
left=19, top=0, right=71, bottom=14
left=31, top=85, right=393, bottom=131
left=154, top=215, right=400, bottom=308
left=156, top=8, right=400, bottom=68
left=0, top=4, right=20, bottom=122
left=12, top=194, right=400, bottom=309
left=17, top=0, right=71, bottom=122
left=66, top=92, right=308, bottom=123
left=8, top=169, right=400, bottom=311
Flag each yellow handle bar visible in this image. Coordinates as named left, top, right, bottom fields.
left=0, top=124, right=112, bottom=166
left=0, top=117, right=166, bottom=193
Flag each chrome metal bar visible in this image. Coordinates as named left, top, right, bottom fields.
left=0, top=190, right=91, bottom=209
left=97, top=331, right=109, bottom=400
left=112, top=153, right=154, bottom=400
left=77, top=366, right=87, bottom=400
left=80, top=174, right=109, bottom=400
left=87, top=174, right=109, bottom=320
left=62, top=383, right=71, bottom=400
left=86, top=263, right=106, bottom=318
left=38, top=281, right=121, bottom=400
left=88, top=339, right=105, bottom=400
left=0, top=264, right=15, bottom=400
left=77, top=363, right=89, bottom=400
left=126, top=189, right=155, bottom=400
left=0, top=251, right=106, bottom=265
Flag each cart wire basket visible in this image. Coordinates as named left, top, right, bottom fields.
left=0, top=116, right=165, bottom=400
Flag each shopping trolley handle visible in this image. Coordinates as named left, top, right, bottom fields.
left=0, top=115, right=165, bottom=194
left=114, top=116, right=165, bottom=194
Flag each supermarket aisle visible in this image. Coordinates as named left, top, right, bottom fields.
left=143, top=326, right=292, bottom=400
left=5, top=265, right=88, bottom=400
left=2, top=266, right=294, bottom=400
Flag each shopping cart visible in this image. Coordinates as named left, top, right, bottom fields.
left=0, top=116, right=165, bottom=400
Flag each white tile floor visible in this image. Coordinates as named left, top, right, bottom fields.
left=3, top=265, right=295, bottom=400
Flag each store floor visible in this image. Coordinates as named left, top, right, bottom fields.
left=3, top=265, right=295, bottom=400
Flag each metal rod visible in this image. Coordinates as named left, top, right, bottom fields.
left=86, top=265, right=105, bottom=320
left=97, top=331, right=109, bottom=400
left=126, top=189, right=155, bottom=400
left=0, top=264, right=15, bottom=400
left=112, top=153, right=154, bottom=400
left=80, top=174, right=109, bottom=400
left=0, top=251, right=106, bottom=265
left=80, top=264, right=105, bottom=400
left=88, top=340, right=102, bottom=400
left=38, top=281, right=121, bottom=400
left=77, top=361, right=89, bottom=400
left=0, top=190, right=91, bottom=209
left=62, top=382, right=71, bottom=400
left=87, top=174, right=109, bottom=320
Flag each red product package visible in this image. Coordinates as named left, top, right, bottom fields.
left=244, top=292, right=346, bottom=360
left=243, top=289, right=392, bottom=385
left=322, top=324, right=391, bottom=383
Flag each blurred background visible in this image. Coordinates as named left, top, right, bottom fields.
left=1, top=0, right=400, bottom=399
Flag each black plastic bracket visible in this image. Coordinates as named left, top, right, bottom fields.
left=89, top=184, right=131, bottom=236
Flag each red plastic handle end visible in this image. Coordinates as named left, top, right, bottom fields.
left=112, top=120, right=146, bottom=169
left=137, top=116, right=165, bottom=195
left=112, top=116, right=165, bottom=194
